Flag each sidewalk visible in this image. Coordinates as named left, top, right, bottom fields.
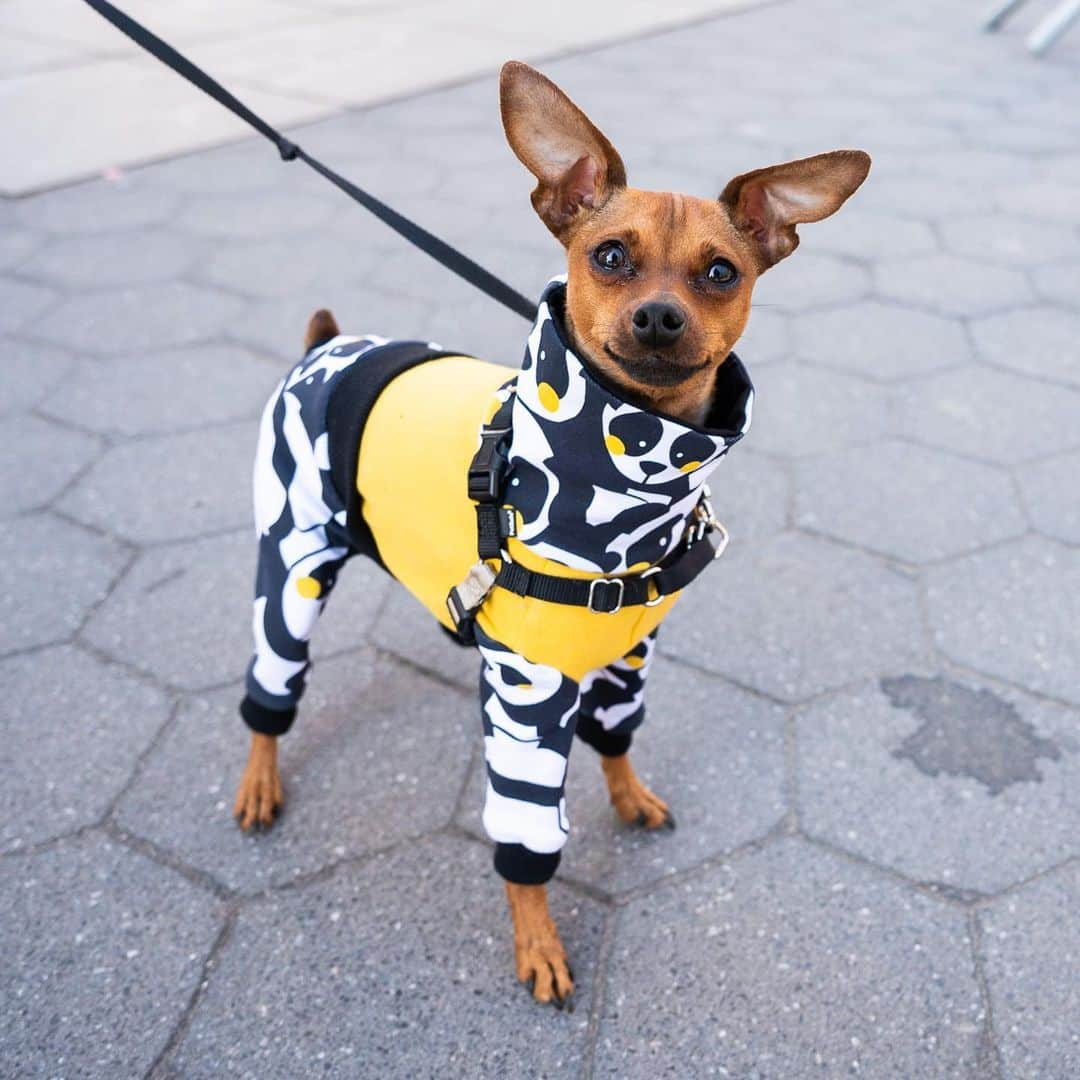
left=1, top=0, right=1079, bottom=1077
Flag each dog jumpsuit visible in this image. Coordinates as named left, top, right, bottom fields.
left=240, top=278, right=754, bottom=884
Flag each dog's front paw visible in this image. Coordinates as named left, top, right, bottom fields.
left=505, top=883, right=575, bottom=1009
left=601, top=753, right=675, bottom=830
left=233, top=733, right=284, bottom=831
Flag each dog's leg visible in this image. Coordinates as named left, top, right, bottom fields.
left=233, top=732, right=283, bottom=830
left=304, top=308, right=340, bottom=352
left=576, top=631, right=674, bottom=829
left=505, top=882, right=574, bottom=1007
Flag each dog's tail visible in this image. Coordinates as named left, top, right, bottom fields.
left=304, top=308, right=340, bottom=352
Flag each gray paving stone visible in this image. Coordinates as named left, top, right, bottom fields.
left=174, top=833, right=605, bottom=1077
left=798, top=675, right=1080, bottom=895
left=0, top=226, right=41, bottom=272
left=794, top=300, right=969, bottom=382
left=859, top=174, right=1000, bottom=218
left=83, top=530, right=389, bottom=692
left=940, top=215, right=1079, bottom=265
left=876, top=253, right=1033, bottom=318
left=810, top=209, right=939, bottom=260
left=19, top=227, right=207, bottom=289
left=710, top=448, right=790, bottom=541
left=1005, top=180, right=1080, bottom=223
left=457, top=656, right=787, bottom=895
left=0, top=832, right=223, bottom=1079
left=596, top=837, right=983, bottom=1079
left=0, top=274, right=56, bottom=336
left=12, top=177, right=181, bottom=232
left=926, top=536, right=1080, bottom=706
left=38, top=280, right=248, bottom=355
left=0, top=413, right=100, bottom=517
left=795, top=440, right=1026, bottom=563
left=0, top=336, right=75, bottom=416
left=1031, top=257, right=1080, bottom=309
left=115, top=653, right=472, bottom=894
left=981, top=864, right=1080, bottom=1080
left=742, top=361, right=891, bottom=459
left=1018, top=450, right=1080, bottom=545
left=0, top=645, right=169, bottom=852
left=663, top=531, right=926, bottom=703
left=971, top=306, right=1080, bottom=389
left=734, top=306, right=791, bottom=365
left=896, top=365, right=1080, bottom=465
left=65, top=422, right=253, bottom=544
left=749, top=252, right=872, bottom=312
left=176, top=190, right=337, bottom=239
left=0, top=513, right=128, bottom=654
left=41, top=345, right=282, bottom=437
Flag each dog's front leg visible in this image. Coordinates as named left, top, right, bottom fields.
left=233, top=732, right=284, bottom=830
left=505, top=882, right=574, bottom=1007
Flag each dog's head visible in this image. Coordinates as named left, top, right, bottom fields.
left=500, top=61, right=870, bottom=420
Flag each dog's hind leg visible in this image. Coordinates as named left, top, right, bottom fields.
left=575, top=630, right=675, bottom=829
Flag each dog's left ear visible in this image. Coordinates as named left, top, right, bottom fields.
left=720, top=150, right=871, bottom=270
left=500, top=60, right=627, bottom=242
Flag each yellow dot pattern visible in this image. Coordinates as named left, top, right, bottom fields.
left=679, top=460, right=702, bottom=473
left=296, top=576, right=321, bottom=599
left=605, top=434, right=626, bottom=456
left=537, top=382, right=559, bottom=412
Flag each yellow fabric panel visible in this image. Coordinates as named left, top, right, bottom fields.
left=356, top=355, right=679, bottom=683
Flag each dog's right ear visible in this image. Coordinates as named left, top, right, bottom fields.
left=500, top=61, right=626, bottom=242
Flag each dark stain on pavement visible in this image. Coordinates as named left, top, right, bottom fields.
left=882, top=675, right=1062, bottom=795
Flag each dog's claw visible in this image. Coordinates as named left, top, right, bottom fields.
left=635, top=810, right=647, bottom=827
left=663, top=811, right=677, bottom=830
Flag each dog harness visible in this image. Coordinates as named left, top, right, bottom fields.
left=240, top=278, right=753, bottom=884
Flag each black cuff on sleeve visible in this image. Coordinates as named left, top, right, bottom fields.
left=240, top=695, right=296, bottom=736
left=575, top=713, right=633, bottom=757
left=493, top=842, right=561, bottom=885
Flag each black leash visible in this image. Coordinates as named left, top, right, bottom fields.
left=82, top=0, right=539, bottom=323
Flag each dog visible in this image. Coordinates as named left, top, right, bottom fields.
left=233, top=60, right=869, bottom=1008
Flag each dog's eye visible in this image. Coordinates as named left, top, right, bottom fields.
left=593, top=241, right=628, bottom=272
left=706, top=259, right=738, bottom=286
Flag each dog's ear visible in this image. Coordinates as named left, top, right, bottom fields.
left=500, top=60, right=627, bottom=242
left=720, top=150, right=871, bottom=270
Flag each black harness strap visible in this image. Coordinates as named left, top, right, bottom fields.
left=81, top=0, right=539, bottom=324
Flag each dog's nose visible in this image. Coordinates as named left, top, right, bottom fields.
left=631, top=300, right=687, bottom=348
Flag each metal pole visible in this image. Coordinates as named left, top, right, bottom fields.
left=1027, top=0, right=1080, bottom=52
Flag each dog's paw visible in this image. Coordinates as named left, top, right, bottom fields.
left=232, top=758, right=284, bottom=831
left=601, top=754, right=675, bottom=830
left=506, top=883, right=575, bottom=1009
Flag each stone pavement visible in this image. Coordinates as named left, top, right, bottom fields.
left=2, top=0, right=1079, bottom=1076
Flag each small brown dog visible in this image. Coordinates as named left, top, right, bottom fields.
left=235, top=61, right=869, bottom=1008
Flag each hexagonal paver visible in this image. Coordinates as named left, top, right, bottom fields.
left=595, top=837, right=983, bottom=1077
left=795, top=440, right=1026, bottom=563
left=744, top=361, right=891, bottom=458
left=971, top=306, right=1080, bottom=389
left=811, top=209, right=938, bottom=260
left=663, top=531, right=926, bottom=703
left=66, top=422, right=253, bottom=544
left=797, top=675, right=1080, bottom=895
left=1031, top=258, right=1080, bottom=309
left=862, top=175, right=999, bottom=218
left=981, top=864, right=1080, bottom=1080
left=1019, top=450, right=1080, bottom=545
left=0, top=226, right=40, bottom=272
left=41, top=345, right=281, bottom=437
left=0, top=413, right=100, bottom=517
left=456, top=655, right=787, bottom=895
left=83, top=530, right=389, bottom=692
left=795, top=300, right=969, bottom=382
left=1005, top=180, right=1080, bottom=222
left=115, top=653, right=471, bottom=894
left=0, top=337, right=75, bottom=416
left=37, top=280, right=248, bottom=355
left=0, top=513, right=128, bottom=654
left=0, top=275, right=56, bottom=335
left=13, top=178, right=180, bottom=233
left=173, top=833, right=606, bottom=1076
left=0, top=832, right=223, bottom=1078
left=176, top=191, right=336, bottom=239
left=926, top=537, right=1080, bottom=706
left=734, top=306, right=791, bottom=364
left=0, top=646, right=169, bottom=852
left=19, top=228, right=207, bottom=289
left=940, top=215, right=1078, bottom=265
left=749, top=252, right=872, bottom=312
left=711, top=448, right=790, bottom=541
left=876, top=253, right=1033, bottom=317
left=896, top=365, right=1080, bottom=465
